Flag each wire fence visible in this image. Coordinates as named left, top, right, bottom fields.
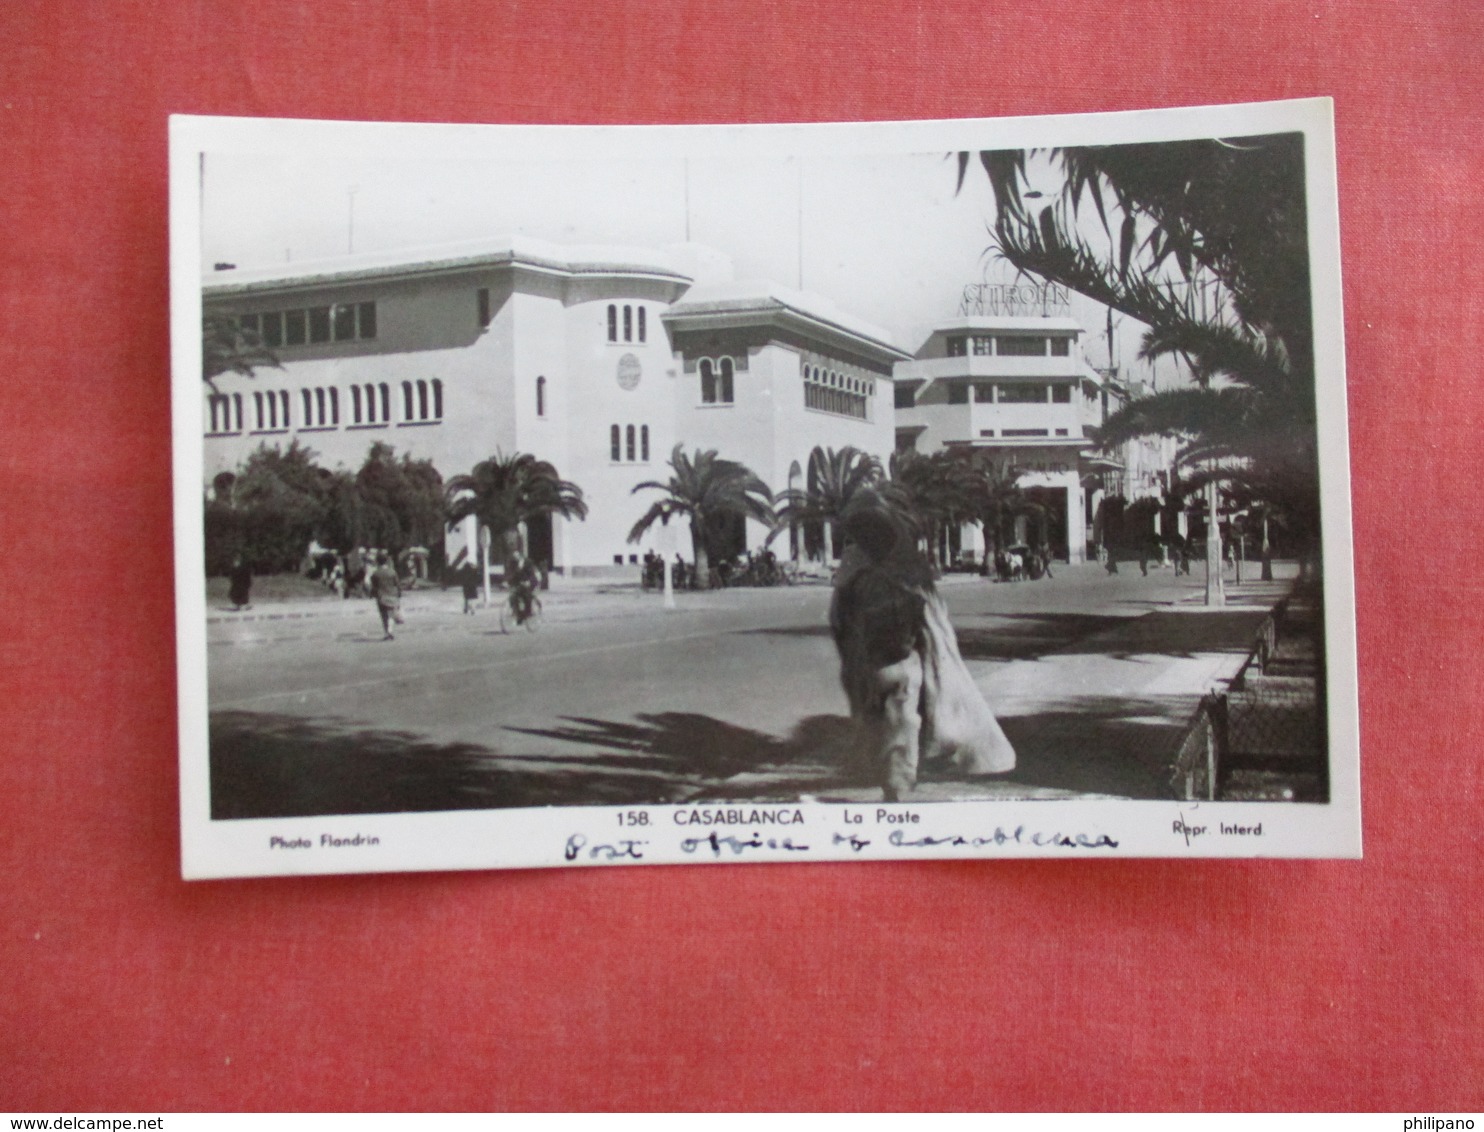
left=1171, top=596, right=1326, bottom=802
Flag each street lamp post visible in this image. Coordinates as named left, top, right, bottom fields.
left=479, top=524, right=492, bottom=609
left=658, top=520, right=677, bottom=611
left=1205, top=479, right=1225, bottom=607
left=1261, top=511, right=1273, bottom=582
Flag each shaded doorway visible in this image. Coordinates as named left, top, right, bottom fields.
left=1025, top=485, right=1069, bottom=558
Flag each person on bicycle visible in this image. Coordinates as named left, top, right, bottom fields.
left=506, top=551, right=540, bottom=625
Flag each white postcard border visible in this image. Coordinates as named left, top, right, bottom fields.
left=171, top=99, right=1360, bottom=879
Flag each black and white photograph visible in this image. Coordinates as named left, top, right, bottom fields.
left=171, top=101, right=1359, bottom=876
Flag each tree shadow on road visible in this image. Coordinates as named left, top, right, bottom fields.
left=210, top=684, right=1217, bottom=819
left=211, top=711, right=596, bottom=818
left=951, top=613, right=1127, bottom=662
left=953, top=610, right=1266, bottom=663
left=210, top=708, right=861, bottom=818
left=993, top=694, right=1200, bottom=799
left=741, top=610, right=1267, bottom=669
left=505, top=712, right=860, bottom=802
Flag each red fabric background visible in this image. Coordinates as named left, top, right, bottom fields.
left=2, top=0, right=1480, bottom=1113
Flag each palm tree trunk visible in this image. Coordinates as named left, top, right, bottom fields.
left=821, top=518, right=834, bottom=566
left=691, top=522, right=709, bottom=590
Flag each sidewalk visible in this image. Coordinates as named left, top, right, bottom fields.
left=797, top=567, right=1299, bottom=804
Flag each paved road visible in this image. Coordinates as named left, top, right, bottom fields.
left=206, top=561, right=1295, bottom=817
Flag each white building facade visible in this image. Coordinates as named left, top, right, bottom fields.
left=201, top=238, right=904, bottom=574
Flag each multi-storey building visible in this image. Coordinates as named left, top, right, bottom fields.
left=892, top=315, right=1111, bottom=563
left=201, top=237, right=905, bottom=573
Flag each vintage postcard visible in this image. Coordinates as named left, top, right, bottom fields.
left=171, top=99, right=1359, bottom=877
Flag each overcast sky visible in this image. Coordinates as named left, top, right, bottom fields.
left=201, top=144, right=1176, bottom=383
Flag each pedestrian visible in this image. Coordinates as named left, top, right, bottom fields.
left=228, top=554, right=253, bottom=611
left=369, top=551, right=403, bottom=640
left=830, top=492, right=1015, bottom=802
left=504, top=550, right=541, bottom=627
left=460, top=559, right=480, bottom=614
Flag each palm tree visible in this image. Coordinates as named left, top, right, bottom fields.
left=970, top=458, right=1022, bottom=559
left=963, top=134, right=1318, bottom=586
left=629, top=445, right=774, bottom=587
left=771, top=446, right=882, bottom=563
left=961, top=455, right=1051, bottom=566
left=884, top=449, right=981, bottom=568
left=445, top=451, right=587, bottom=567
left=203, top=311, right=281, bottom=386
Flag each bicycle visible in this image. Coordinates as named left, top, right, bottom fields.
left=499, top=584, right=543, bottom=633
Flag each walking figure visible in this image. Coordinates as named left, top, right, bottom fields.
left=502, top=551, right=543, bottom=632
left=369, top=551, right=403, bottom=640
left=830, top=494, right=1015, bottom=801
left=228, top=555, right=253, bottom=611
left=460, top=559, right=480, bottom=614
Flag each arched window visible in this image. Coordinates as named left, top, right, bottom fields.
left=610, top=424, right=621, bottom=462
left=417, top=379, right=429, bottom=420
left=626, top=424, right=636, bottom=462
left=402, top=382, right=415, bottom=421
left=536, top=376, right=546, bottom=417
left=719, top=357, right=734, bottom=403
left=329, top=387, right=339, bottom=425
left=232, top=394, right=242, bottom=431
left=623, top=305, right=633, bottom=342
left=280, top=391, right=291, bottom=428
left=637, top=307, right=646, bottom=343
left=365, top=384, right=377, bottom=422
left=379, top=384, right=390, bottom=423
left=432, top=379, right=442, bottom=419
left=253, top=391, right=265, bottom=430
left=700, top=359, right=716, bottom=404
left=607, top=305, right=617, bottom=342
left=316, top=388, right=327, bottom=426
left=641, top=425, right=650, bottom=461
left=351, top=386, right=363, bottom=424
left=302, top=389, right=313, bottom=424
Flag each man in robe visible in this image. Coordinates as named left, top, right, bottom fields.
left=829, top=494, right=1015, bottom=801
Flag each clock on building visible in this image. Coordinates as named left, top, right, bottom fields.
left=617, top=353, right=642, bottom=391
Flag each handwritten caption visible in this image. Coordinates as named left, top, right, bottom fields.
left=563, top=805, right=1119, bottom=863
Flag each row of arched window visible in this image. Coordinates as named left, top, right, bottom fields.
left=400, top=379, right=444, bottom=422
left=699, top=357, right=735, bottom=405
left=607, top=304, right=647, bottom=344
left=207, top=393, right=245, bottom=435
left=205, top=380, right=443, bottom=435
left=302, top=387, right=340, bottom=427
left=610, top=423, right=651, bottom=463
left=803, top=364, right=870, bottom=420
